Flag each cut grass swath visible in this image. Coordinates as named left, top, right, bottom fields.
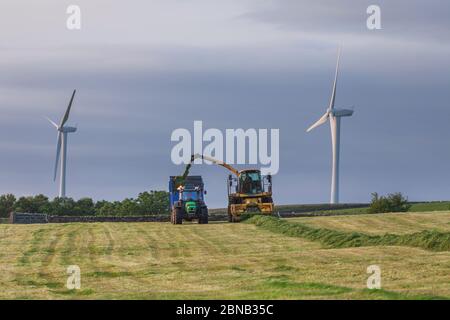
left=246, top=215, right=450, bottom=252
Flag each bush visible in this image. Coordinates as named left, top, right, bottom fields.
left=368, top=192, right=411, bottom=214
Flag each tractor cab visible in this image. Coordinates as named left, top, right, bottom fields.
left=178, top=187, right=202, bottom=214
left=180, top=189, right=201, bottom=201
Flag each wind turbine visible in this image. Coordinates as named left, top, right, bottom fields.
left=46, top=90, right=77, bottom=198
left=306, top=48, right=354, bottom=204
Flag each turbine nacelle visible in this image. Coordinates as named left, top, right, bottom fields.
left=60, top=126, right=77, bottom=133
left=331, top=108, right=353, bottom=117
left=46, top=119, right=77, bottom=133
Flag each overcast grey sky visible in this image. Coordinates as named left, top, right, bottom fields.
left=1, top=0, right=449, bottom=207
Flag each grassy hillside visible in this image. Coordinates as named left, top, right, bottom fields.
left=287, top=212, right=450, bottom=235
left=0, top=213, right=449, bottom=299
left=409, top=202, right=450, bottom=212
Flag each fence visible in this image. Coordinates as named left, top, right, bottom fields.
left=9, top=212, right=48, bottom=224
left=9, top=213, right=228, bottom=224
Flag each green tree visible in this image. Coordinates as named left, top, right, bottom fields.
left=46, top=197, right=77, bottom=215
left=96, top=201, right=120, bottom=216
left=137, top=191, right=169, bottom=215
left=74, top=198, right=95, bottom=216
left=14, top=194, right=49, bottom=213
left=118, top=198, right=141, bottom=216
left=0, top=194, right=16, bottom=218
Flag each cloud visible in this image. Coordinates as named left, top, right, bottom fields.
left=0, top=1, right=449, bottom=206
left=241, top=0, right=450, bottom=44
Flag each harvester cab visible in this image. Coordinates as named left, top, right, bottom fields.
left=229, top=170, right=272, bottom=195
left=169, top=176, right=208, bottom=225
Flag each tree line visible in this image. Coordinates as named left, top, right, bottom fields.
left=0, top=191, right=169, bottom=218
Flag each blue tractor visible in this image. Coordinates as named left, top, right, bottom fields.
left=169, top=175, right=208, bottom=224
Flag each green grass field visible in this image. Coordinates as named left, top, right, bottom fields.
left=0, top=211, right=449, bottom=300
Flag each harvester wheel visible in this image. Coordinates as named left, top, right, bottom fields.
left=231, top=215, right=240, bottom=223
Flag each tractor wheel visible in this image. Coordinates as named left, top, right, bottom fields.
left=198, top=208, right=209, bottom=224
left=172, top=208, right=183, bottom=225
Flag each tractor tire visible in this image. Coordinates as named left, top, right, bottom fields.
left=198, top=208, right=209, bottom=224
left=227, top=207, right=233, bottom=223
left=172, top=208, right=183, bottom=225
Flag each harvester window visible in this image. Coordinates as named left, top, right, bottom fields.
left=240, top=172, right=262, bottom=194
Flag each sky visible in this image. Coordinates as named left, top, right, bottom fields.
left=1, top=0, right=449, bottom=207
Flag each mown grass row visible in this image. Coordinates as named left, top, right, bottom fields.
left=260, top=277, right=447, bottom=300
left=245, top=215, right=450, bottom=252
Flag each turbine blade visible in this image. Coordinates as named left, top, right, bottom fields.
left=45, top=117, right=59, bottom=129
left=60, top=89, right=76, bottom=127
left=54, top=132, right=62, bottom=181
left=328, top=47, right=341, bottom=110
left=306, top=112, right=329, bottom=132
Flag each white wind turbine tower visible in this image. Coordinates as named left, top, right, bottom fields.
left=306, top=48, right=354, bottom=204
left=46, top=90, right=77, bottom=198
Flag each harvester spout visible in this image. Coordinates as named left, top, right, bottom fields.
left=192, top=154, right=240, bottom=176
